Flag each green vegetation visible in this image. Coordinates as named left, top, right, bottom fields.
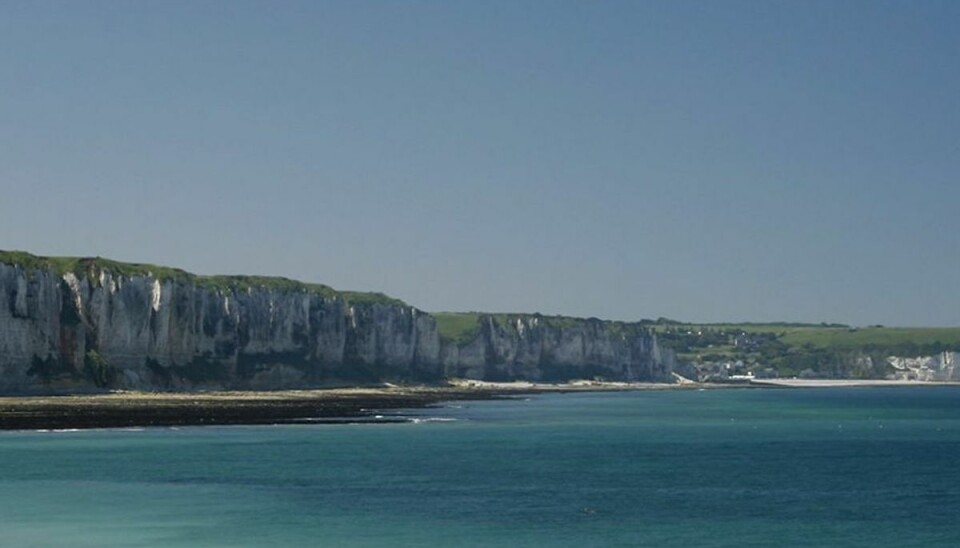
left=0, top=250, right=403, bottom=306
left=193, top=275, right=338, bottom=296
left=433, top=312, right=482, bottom=344
left=83, top=349, right=116, bottom=388
left=656, top=321, right=960, bottom=380
left=5, top=251, right=956, bottom=382
left=0, top=250, right=191, bottom=281
left=539, top=315, right=582, bottom=329
left=656, top=323, right=960, bottom=352
left=435, top=312, right=581, bottom=344
left=145, top=355, right=229, bottom=385
left=340, top=291, right=407, bottom=307
left=779, top=326, right=960, bottom=350
left=432, top=312, right=648, bottom=345
left=649, top=321, right=849, bottom=335
left=27, top=355, right=72, bottom=382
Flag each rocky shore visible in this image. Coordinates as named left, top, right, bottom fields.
left=5, top=379, right=958, bottom=430
left=0, top=386, right=473, bottom=430
left=0, top=381, right=689, bottom=430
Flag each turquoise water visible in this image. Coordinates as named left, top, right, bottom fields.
left=1, top=388, right=959, bottom=547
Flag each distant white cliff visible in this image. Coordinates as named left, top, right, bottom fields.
left=888, top=352, right=960, bottom=381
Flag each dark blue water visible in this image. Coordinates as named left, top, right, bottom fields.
left=1, top=387, right=958, bottom=546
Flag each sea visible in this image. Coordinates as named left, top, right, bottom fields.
left=1, top=387, right=958, bottom=547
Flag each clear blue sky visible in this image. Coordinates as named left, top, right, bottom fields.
left=1, top=1, right=957, bottom=326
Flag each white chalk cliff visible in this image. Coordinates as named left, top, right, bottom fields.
left=0, top=255, right=674, bottom=393
left=888, top=353, right=960, bottom=381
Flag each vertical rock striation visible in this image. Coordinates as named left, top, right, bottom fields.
left=439, top=315, right=674, bottom=382
left=0, top=253, right=674, bottom=393
left=887, top=352, right=960, bottom=381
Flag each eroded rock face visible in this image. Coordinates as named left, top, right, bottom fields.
left=0, top=261, right=674, bottom=393
left=888, top=353, right=960, bottom=381
left=0, top=265, right=63, bottom=391
left=0, top=264, right=441, bottom=393
left=440, top=315, right=675, bottom=383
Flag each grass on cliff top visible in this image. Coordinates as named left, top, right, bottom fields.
left=649, top=321, right=849, bottom=334
left=0, top=250, right=404, bottom=306
left=432, top=312, right=647, bottom=345
left=433, top=313, right=482, bottom=344
left=778, top=326, right=960, bottom=350
left=654, top=321, right=960, bottom=352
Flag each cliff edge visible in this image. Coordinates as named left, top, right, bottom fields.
left=0, top=252, right=674, bottom=393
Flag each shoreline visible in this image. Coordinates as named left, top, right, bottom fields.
left=0, top=381, right=699, bottom=431
left=0, top=386, right=487, bottom=431
left=749, top=378, right=960, bottom=388
left=2, top=379, right=958, bottom=431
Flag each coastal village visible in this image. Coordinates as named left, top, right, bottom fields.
left=658, top=325, right=960, bottom=383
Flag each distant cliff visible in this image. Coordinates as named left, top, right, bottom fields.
left=886, top=353, right=960, bottom=381
left=657, top=323, right=960, bottom=382
left=436, top=313, right=673, bottom=383
left=0, top=252, right=674, bottom=393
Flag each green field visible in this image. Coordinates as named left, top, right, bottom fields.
left=653, top=322, right=960, bottom=351
left=432, top=312, right=648, bottom=345
left=433, top=312, right=483, bottom=344
left=779, top=326, right=960, bottom=349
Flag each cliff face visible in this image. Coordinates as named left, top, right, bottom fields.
left=888, top=353, right=960, bottom=381
left=0, top=257, right=673, bottom=393
left=440, top=315, right=673, bottom=382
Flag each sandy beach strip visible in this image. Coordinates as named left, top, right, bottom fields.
left=749, top=379, right=960, bottom=388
